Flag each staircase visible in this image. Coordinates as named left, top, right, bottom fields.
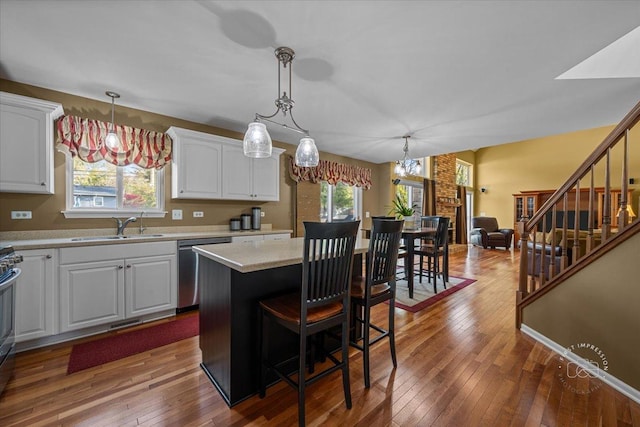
left=516, top=100, right=640, bottom=328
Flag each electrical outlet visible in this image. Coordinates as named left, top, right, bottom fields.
left=172, top=209, right=183, bottom=220
left=260, top=211, right=265, bottom=217
left=365, top=211, right=370, bottom=218
left=11, top=211, right=32, bottom=219
left=193, top=211, right=204, bottom=218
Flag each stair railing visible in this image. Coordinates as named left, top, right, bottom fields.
left=516, top=100, right=640, bottom=327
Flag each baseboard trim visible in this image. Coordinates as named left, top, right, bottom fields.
left=521, top=324, right=640, bottom=404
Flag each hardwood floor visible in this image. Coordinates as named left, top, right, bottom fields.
left=1, top=246, right=638, bottom=426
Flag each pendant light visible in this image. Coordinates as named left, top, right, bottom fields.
left=104, top=91, right=121, bottom=151
left=394, top=135, right=422, bottom=177
left=243, top=47, right=319, bottom=167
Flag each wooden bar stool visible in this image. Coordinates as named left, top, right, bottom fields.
left=258, top=221, right=360, bottom=427
left=350, top=218, right=403, bottom=388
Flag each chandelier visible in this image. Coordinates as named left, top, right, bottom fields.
left=243, top=47, right=319, bottom=167
left=394, top=135, right=422, bottom=177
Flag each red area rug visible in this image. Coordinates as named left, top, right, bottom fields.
left=393, top=276, right=477, bottom=313
left=67, top=314, right=198, bottom=374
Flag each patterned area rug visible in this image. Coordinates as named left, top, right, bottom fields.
left=67, top=314, right=198, bottom=374
left=393, top=275, right=477, bottom=313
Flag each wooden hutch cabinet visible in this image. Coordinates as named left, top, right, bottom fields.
left=513, top=188, right=632, bottom=240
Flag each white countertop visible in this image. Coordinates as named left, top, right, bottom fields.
left=193, top=237, right=369, bottom=273
left=0, top=226, right=293, bottom=250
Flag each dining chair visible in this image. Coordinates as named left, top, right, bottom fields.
left=258, top=221, right=360, bottom=427
left=372, top=216, right=407, bottom=278
left=350, top=218, right=403, bottom=388
left=415, top=216, right=450, bottom=293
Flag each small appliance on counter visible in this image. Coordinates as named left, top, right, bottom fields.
left=251, top=207, right=261, bottom=230
left=229, top=218, right=241, bottom=231
left=240, top=214, right=252, bottom=230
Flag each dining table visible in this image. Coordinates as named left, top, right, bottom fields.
left=401, top=227, right=449, bottom=298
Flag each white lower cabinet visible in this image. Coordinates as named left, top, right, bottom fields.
left=59, top=242, right=177, bottom=333
left=15, top=248, right=57, bottom=342
left=125, top=254, right=175, bottom=318
left=59, top=260, right=125, bottom=331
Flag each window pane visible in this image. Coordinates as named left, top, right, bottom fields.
left=72, top=158, right=117, bottom=208
left=320, top=181, right=329, bottom=222
left=72, top=158, right=159, bottom=210
left=122, top=165, right=158, bottom=209
left=332, top=182, right=354, bottom=221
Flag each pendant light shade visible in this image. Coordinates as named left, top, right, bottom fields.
left=243, top=122, right=272, bottom=158
left=104, top=91, right=121, bottom=151
left=104, top=131, right=120, bottom=150
left=295, top=137, right=319, bottom=167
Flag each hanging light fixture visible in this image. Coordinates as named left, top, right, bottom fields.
left=104, top=91, right=121, bottom=151
left=243, top=47, right=319, bottom=167
left=394, top=135, right=422, bottom=177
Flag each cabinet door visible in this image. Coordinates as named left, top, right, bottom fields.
left=252, top=155, right=280, bottom=201
left=221, top=144, right=253, bottom=200
left=59, top=260, right=125, bottom=332
left=171, top=130, right=223, bottom=199
left=125, top=254, right=177, bottom=317
left=0, top=105, right=51, bottom=193
left=15, top=249, right=56, bottom=342
left=0, top=93, right=62, bottom=194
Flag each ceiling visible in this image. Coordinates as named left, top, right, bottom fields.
left=1, top=0, right=639, bottom=164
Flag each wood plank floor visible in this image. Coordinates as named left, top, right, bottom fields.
left=1, top=246, right=638, bottom=426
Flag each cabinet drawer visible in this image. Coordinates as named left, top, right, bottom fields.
left=60, top=241, right=176, bottom=264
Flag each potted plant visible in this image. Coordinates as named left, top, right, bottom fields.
left=388, top=194, right=417, bottom=228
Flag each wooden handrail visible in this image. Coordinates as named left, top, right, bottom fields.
left=526, top=100, right=640, bottom=228
left=516, top=99, right=640, bottom=328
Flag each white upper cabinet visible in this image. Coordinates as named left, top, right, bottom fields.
left=221, top=144, right=283, bottom=201
left=0, top=92, right=64, bottom=194
left=168, top=126, right=283, bottom=201
left=168, top=126, right=223, bottom=199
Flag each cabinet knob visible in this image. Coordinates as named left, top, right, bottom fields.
left=46, top=254, right=52, bottom=259
left=180, top=189, right=184, bottom=193
left=40, top=182, right=46, bottom=186
left=126, top=264, right=131, bottom=268
left=118, top=265, right=124, bottom=269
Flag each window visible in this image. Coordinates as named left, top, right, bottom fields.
left=456, top=160, right=473, bottom=187
left=63, top=156, right=165, bottom=218
left=395, top=180, right=423, bottom=216
left=320, top=181, right=362, bottom=223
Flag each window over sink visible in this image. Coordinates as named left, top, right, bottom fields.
left=63, top=157, right=165, bottom=218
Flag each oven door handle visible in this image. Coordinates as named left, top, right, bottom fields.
left=0, top=268, right=21, bottom=292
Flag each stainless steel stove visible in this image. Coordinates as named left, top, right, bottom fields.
left=0, top=246, right=22, bottom=396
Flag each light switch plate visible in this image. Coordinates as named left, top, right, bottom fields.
left=172, top=209, right=183, bottom=220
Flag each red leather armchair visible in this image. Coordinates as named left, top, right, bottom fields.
left=470, top=216, right=514, bottom=249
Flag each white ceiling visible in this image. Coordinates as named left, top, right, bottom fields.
left=1, top=0, right=639, bottom=164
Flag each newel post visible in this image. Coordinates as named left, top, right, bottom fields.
left=516, top=219, right=529, bottom=328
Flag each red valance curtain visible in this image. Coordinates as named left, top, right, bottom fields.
left=55, top=115, right=172, bottom=169
left=288, top=156, right=372, bottom=189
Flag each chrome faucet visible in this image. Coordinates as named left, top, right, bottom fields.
left=138, top=211, right=146, bottom=234
left=113, top=216, right=137, bottom=236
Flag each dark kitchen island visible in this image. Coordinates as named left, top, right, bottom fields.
left=192, top=237, right=368, bottom=406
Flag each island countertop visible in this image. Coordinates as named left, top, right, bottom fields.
left=193, top=236, right=369, bottom=273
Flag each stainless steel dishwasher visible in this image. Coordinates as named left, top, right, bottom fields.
left=177, top=237, right=231, bottom=312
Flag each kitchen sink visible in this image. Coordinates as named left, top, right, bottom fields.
left=70, top=234, right=164, bottom=242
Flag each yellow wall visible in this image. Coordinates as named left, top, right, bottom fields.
left=0, top=80, right=383, bottom=233
left=522, top=231, right=640, bottom=390
left=473, top=126, right=640, bottom=228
